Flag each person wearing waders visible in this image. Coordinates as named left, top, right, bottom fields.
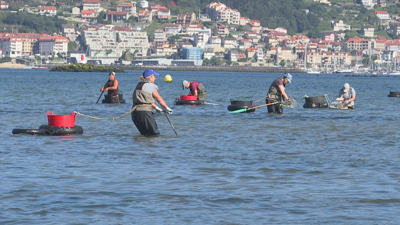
left=182, top=80, right=207, bottom=104
left=131, top=69, right=173, bottom=136
left=266, top=73, right=292, bottom=113
left=100, top=72, right=120, bottom=103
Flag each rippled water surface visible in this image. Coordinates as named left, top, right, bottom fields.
left=1, top=69, right=400, bottom=224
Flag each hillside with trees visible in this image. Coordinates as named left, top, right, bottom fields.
left=0, top=11, right=68, bottom=34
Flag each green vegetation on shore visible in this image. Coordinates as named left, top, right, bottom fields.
left=51, top=63, right=126, bottom=73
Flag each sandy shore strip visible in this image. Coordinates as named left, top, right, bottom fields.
left=0, top=62, right=30, bottom=69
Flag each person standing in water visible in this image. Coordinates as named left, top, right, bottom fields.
left=131, top=69, right=172, bottom=136
left=100, top=72, right=120, bottom=103
left=266, top=73, right=292, bottom=113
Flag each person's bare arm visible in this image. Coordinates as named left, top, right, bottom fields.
left=278, top=84, right=289, bottom=100
left=104, top=80, right=119, bottom=91
left=152, top=89, right=168, bottom=109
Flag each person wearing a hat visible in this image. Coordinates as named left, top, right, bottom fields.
left=266, top=73, right=292, bottom=113
left=182, top=80, right=207, bottom=103
left=100, top=72, right=120, bottom=103
left=131, top=69, right=173, bottom=136
left=339, top=83, right=356, bottom=108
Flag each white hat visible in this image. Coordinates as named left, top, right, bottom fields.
left=343, top=83, right=350, bottom=93
left=182, top=80, right=189, bottom=90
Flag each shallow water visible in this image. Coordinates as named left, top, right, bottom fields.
left=1, top=69, right=400, bottom=224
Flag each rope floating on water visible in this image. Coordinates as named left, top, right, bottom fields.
left=74, top=107, right=135, bottom=121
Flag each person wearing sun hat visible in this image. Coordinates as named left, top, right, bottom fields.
left=131, top=69, right=173, bottom=136
left=339, top=83, right=356, bottom=108
left=266, top=73, right=292, bottom=113
left=182, top=80, right=207, bottom=103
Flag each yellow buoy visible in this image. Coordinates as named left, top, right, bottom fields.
left=165, top=74, right=172, bottom=83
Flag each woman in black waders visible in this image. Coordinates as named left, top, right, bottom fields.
left=266, top=73, right=292, bottom=114
left=100, top=72, right=120, bottom=103
left=131, top=69, right=173, bottom=136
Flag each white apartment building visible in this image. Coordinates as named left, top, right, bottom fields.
left=83, top=25, right=149, bottom=58
left=39, top=35, right=69, bottom=57
left=39, top=6, right=57, bottom=16
left=117, top=2, right=136, bottom=18
left=82, top=0, right=101, bottom=15
left=205, top=2, right=240, bottom=25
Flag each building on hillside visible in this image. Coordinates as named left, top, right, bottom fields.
left=245, top=20, right=262, bottom=33
left=71, top=7, right=80, bottom=16
left=62, top=24, right=75, bottom=36
left=106, top=10, right=128, bottom=23
left=375, top=11, right=390, bottom=25
left=157, top=7, right=171, bottom=20
left=182, top=47, right=203, bottom=60
left=137, top=0, right=149, bottom=9
left=346, top=37, right=372, bottom=51
left=321, top=32, right=335, bottom=41
left=389, top=23, right=400, bottom=36
left=177, top=12, right=196, bottom=25
left=213, top=25, right=229, bottom=37
left=165, top=24, right=181, bottom=37
left=0, top=1, right=9, bottom=10
left=361, top=25, right=374, bottom=37
left=81, top=10, right=96, bottom=21
left=40, top=6, right=57, bottom=16
left=331, top=20, right=351, bottom=31
left=307, top=52, right=351, bottom=69
left=378, top=0, right=386, bottom=7
left=314, top=0, right=331, bottom=6
left=83, top=25, right=149, bottom=58
left=373, top=36, right=387, bottom=51
left=193, top=32, right=210, bottom=48
left=117, top=2, right=136, bottom=17
left=137, top=10, right=152, bottom=23
left=82, top=0, right=101, bottom=15
left=227, top=49, right=237, bottom=62
left=222, top=37, right=236, bottom=49
left=154, top=28, right=166, bottom=44
left=239, top=17, right=250, bottom=26
left=185, top=24, right=203, bottom=35
left=205, top=2, right=240, bottom=25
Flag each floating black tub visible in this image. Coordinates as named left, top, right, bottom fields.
left=388, top=91, right=400, bottom=97
left=174, top=95, right=202, bottom=105
left=227, top=100, right=255, bottom=113
left=303, top=96, right=328, bottom=108
left=12, top=125, right=84, bottom=136
left=102, top=94, right=126, bottom=103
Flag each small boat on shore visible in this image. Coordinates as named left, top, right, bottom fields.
left=32, top=66, right=49, bottom=69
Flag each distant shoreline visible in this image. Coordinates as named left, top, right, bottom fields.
left=105, top=65, right=305, bottom=73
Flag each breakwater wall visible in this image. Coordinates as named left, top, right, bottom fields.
left=47, top=64, right=304, bottom=73
left=117, top=65, right=305, bottom=73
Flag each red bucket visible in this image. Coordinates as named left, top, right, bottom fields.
left=47, top=111, right=76, bottom=127
left=180, top=95, right=198, bottom=101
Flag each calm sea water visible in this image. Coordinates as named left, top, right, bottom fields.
left=1, top=69, right=400, bottom=224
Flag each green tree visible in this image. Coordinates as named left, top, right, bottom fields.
left=279, top=60, right=286, bottom=67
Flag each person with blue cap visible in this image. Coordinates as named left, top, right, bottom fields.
left=266, top=73, right=292, bottom=113
left=131, top=69, right=173, bottom=136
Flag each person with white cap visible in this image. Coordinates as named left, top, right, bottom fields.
left=131, top=69, right=173, bottom=136
left=100, top=71, right=120, bottom=103
left=266, top=73, right=292, bottom=113
left=182, top=80, right=207, bottom=103
left=339, top=83, right=356, bottom=108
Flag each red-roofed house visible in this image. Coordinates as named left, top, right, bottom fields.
left=375, top=11, right=390, bottom=24
left=347, top=37, right=372, bottom=51
left=321, top=32, right=335, bottom=41
left=245, top=48, right=257, bottom=59
left=157, top=7, right=171, bottom=20
left=213, top=25, right=229, bottom=37
left=106, top=10, right=127, bottom=22
left=1, top=1, right=9, bottom=9
left=245, top=20, right=261, bottom=32
left=40, top=6, right=57, bottom=16
left=137, top=10, right=152, bottom=23
left=81, top=10, right=96, bottom=20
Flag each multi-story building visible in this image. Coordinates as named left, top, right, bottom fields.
left=346, top=37, right=372, bottom=51
left=307, top=51, right=351, bottom=68
left=81, top=10, right=96, bottom=20
left=165, top=24, right=182, bottom=37
left=205, top=2, right=240, bottom=25
left=389, top=23, right=400, bottom=36
left=0, top=33, right=69, bottom=57
left=83, top=25, right=149, bottom=58
left=82, top=0, right=101, bottom=15
left=154, top=28, right=166, bottom=44
left=375, top=11, right=390, bottom=25
left=361, top=25, right=374, bottom=37
left=182, top=47, right=203, bottom=60
left=117, top=2, right=136, bottom=18
left=213, top=25, right=229, bottom=37
left=137, top=10, right=152, bottom=23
